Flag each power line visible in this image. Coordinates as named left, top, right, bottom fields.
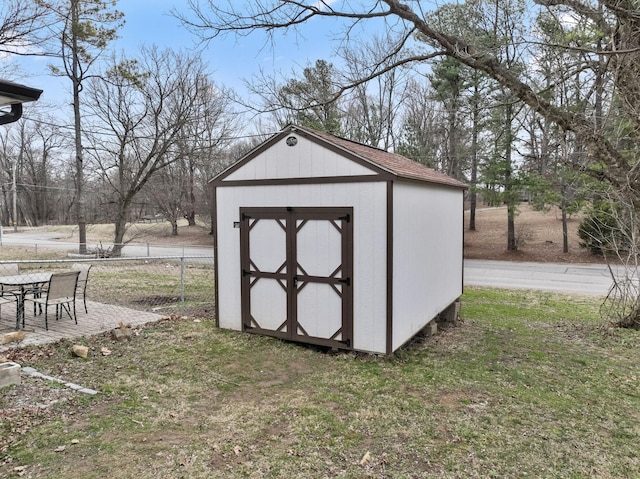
left=18, top=114, right=277, bottom=142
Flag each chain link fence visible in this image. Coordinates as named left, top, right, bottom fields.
left=0, top=238, right=210, bottom=260
left=0, top=255, right=215, bottom=322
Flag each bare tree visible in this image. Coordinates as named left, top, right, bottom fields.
left=396, top=79, right=447, bottom=168
left=84, top=47, right=218, bottom=256
left=0, top=124, right=17, bottom=226
left=0, top=115, right=67, bottom=226
left=176, top=0, right=637, bottom=190
left=0, top=0, right=52, bottom=56
left=16, top=117, right=66, bottom=226
left=340, top=32, right=410, bottom=149
left=141, top=78, right=235, bottom=235
left=47, top=0, right=124, bottom=254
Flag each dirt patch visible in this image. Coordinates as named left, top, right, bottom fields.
left=27, top=219, right=214, bottom=247
left=122, top=222, right=213, bottom=246
left=464, top=205, right=603, bottom=263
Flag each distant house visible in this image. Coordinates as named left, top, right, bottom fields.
left=210, top=124, right=467, bottom=355
left=0, top=79, right=42, bottom=125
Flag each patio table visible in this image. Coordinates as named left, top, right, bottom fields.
left=0, top=272, right=52, bottom=329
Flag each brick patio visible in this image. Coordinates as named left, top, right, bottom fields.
left=0, top=300, right=164, bottom=353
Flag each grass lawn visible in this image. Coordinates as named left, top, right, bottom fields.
left=2, top=288, right=640, bottom=478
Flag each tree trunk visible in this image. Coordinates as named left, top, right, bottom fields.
left=111, top=215, right=126, bottom=258
left=112, top=196, right=132, bottom=258
left=505, top=102, right=517, bottom=251
left=71, top=0, right=86, bottom=254
left=469, top=83, right=480, bottom=231
left=447, top=105, right=458, bottom=179
left=507, top=203, right=516, bottom=251
left=561, top=181, right=569, bottom=254
left=187, top=161, right=197, bottom=226
left=171, top=220, right=179, bottom=235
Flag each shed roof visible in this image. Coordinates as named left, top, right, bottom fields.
left=295, top=125, right=467, bottom=188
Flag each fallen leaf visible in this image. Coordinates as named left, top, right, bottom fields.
left=1, top=331, right=26, bottom=344
left=101, top=347, right=112, bottom=356
left=360, top=451, right=371, bottom=466
left=180, top=454, right=197, bottom=467
left=54, top=445, right=66, bottom=453
left=14, top=465, right=27, bottom=477
left=71, top=439, right=80, bottom=444
left=233, top=445, right=242, bottom=455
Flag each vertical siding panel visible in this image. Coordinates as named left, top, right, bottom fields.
left=216, top=182, right=388, bottom=354
left=391, top=182, right=464, bottom=351
left=224, top=135, right=374, bottom=180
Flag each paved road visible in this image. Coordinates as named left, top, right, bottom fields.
left=464, top=259, right=617, bottom=296
left=0, top=231, right=213, bottom=258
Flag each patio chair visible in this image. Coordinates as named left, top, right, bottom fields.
left=71, top=263, right=92, bottom=313
left=25, top=271, right=80, bottom=330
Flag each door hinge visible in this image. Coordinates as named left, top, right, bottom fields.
left=242, top=269, right=251, bottom=277
left=338, top=277, right=351, bottom=286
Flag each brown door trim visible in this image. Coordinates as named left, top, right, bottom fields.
left=240, top=206, right=354, bottom=349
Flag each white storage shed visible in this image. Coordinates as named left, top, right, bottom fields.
left=210, top=124, right=467, bottom=355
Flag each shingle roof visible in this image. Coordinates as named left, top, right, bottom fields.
left=291, top=125, right=467, bottom=189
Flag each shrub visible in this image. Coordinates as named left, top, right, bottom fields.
left=578, top=201, right=629, bottom=255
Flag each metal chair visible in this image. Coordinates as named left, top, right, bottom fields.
left=25, top=271, right=80, bottom=330
left=71, top=263, right=92, bottom=313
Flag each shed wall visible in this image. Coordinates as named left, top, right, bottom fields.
left=215, top=181, right=389, bottom=354
left=391, top=181, right=464, bottom=351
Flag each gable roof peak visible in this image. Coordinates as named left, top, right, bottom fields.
left=286, top=124, right=467, bottom=189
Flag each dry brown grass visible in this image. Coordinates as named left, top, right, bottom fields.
left=23, top=218, right=213, bottom=247
left=464, top=204, right=601, bottom=263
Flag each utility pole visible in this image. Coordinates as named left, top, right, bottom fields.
left=12, top=159, right=17, bottom=232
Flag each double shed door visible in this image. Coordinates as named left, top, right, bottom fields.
left=240, top=207, right=353, bottom=348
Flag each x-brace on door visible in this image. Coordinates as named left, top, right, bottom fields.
left=240, top=207, right=353, bottom=349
